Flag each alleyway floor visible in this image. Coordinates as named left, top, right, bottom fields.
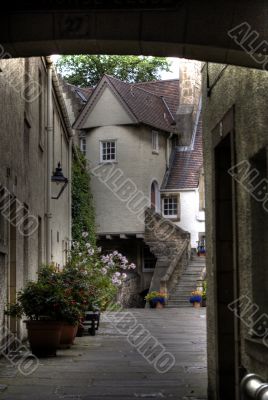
left=0, top=308, right=207, bottom=399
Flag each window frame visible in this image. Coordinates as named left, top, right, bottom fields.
left=152, top=130, right=159, bottom=153
left=142, top=246, right=157, bottom=272
left=100, top=139, right=117, bottom=163
left=162, top=195, right=179, bottom=219
left=80, top=137, right=87, bottom=156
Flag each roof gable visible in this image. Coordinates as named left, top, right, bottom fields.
left=73, top=75, right=179, bottom=133
left=73, top=76, right=138, bottom=129
left=81, top=85, right=135, bottom=128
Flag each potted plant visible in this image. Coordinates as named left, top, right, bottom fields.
left=6, top=280, right=64, bottom=357
left=145, top=291, right=167, bottom=309
left=189, top=290, right=202, bottom=308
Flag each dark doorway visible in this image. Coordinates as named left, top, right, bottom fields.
left=215, top=133, right=237, bottom=400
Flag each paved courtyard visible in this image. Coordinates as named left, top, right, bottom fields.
left=0, top=308, right=207, bottom=399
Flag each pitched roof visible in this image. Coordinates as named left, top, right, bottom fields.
left=73, top=75, right=179, bottom=133
left=133, top=79, right=180, bottom=116
left=162, top=115, right=203, bottom=190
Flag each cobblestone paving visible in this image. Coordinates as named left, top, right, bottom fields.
left=0, top=308, right=207, bottom=399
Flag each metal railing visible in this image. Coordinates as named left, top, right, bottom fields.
left=241, top=374, right=268, bottom=400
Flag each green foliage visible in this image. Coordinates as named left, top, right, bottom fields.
left=5, top=280, right=64, bottom=321
left=145, top=291, right=167, bottom=301
left=56, top=55, right=171, bottom=87
left=72, top=149, right=96, bottom=246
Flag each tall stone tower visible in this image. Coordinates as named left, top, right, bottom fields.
left=176, top=59, right=202, bottom=146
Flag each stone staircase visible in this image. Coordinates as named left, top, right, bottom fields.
left=166, top=255, right=206, bottom=308
left=144, top=209, right=191, bottom=296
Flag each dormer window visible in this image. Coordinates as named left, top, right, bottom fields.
left=152, top=130, right=159, bottom=153
left=100, top=140, right=117, bottom=162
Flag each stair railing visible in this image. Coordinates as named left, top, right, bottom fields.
left=160, top=239, right=190, bottom=299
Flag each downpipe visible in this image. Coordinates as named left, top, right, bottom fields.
left=45, top=57, right=53, bottom=264
left=241, top=374, right=268, bottom=400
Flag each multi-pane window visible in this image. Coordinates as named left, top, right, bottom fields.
left=80, top=137, right=86, bottom=156
left=143, top=246, right=157, bottom=271
left=152, top=131, right=159, bottom=152
left=162, top=196, right=178, bottom=217
left=100, top=140, right=116, bottom=162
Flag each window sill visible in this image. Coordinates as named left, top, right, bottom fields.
left=245, top=337, right=268, bottom=366
left=99, top=161, right=118, bottom=164
left=163, top=215, right=180, bottom=222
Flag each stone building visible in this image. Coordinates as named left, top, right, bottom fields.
left=0, top=57, right=73, bottom=343
left=202, top=63, right=268, bottom=399
left=72, top=60, right=205, bottom=306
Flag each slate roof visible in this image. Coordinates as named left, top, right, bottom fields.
left=133, top=79, right=180, bottom=116
left=73, top=75, right=180, bottom=133
left=162, top=116, right=203, bottom=190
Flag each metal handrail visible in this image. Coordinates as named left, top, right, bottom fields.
left=241, top=374, right=268, bottom=399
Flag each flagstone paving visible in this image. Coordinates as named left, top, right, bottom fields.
left=0, top=308, right=207, bottom=399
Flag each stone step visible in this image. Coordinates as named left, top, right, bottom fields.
left=166, top=304, right=192, bottom=308
left=170, top=291, right=193, bottom=297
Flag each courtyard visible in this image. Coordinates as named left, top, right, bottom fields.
left=0, top=308, right=207, bottom=400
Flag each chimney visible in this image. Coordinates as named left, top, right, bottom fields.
left=176, top=59, right=201, bottom=146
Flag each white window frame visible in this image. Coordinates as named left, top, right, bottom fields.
left=100, top=140, right=117, bottom=163
left=80, top=137, right=86, bottom=156
left=162, top=195, right=178, bottom=219
left=152, top=130, right=159, bottom=153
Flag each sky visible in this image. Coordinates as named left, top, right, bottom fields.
left=51, top=55, right=180, bottom=80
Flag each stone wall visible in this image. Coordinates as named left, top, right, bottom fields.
left=144, top=208, right=190, bottom=293
left=0, top=57, right=72, bottom=344
left=117, top=275, right=144, bottom=308
left=202, top=63, right=268, bottom=399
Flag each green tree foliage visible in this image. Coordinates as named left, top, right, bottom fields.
left=56, top=55, right=171, bottom=87
left=72, top=148, right=96, bottom=246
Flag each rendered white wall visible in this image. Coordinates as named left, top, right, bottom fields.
left=176, top=190, right=205, bottom=248
left=86, top=124, right=167, bottom=234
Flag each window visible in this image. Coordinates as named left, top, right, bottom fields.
left=162, top=196, right=178, bottom=218
left=80, top=137, right=86, bottom=156
left=100, top=140, right=116, bottom=162
left=152, top=131, right=159, bottom=152
left=143, top=245, right=157, bottom=271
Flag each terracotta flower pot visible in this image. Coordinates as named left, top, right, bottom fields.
left=25, top=320, right=63, bottom=357
left=156, top=302, right=164, bottom=309
left=193, top=302, right=201, bottom=309
left=59, top=323, right=78, bottom=349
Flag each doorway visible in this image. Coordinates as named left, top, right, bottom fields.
left=215, top=132, right=238, bottom=399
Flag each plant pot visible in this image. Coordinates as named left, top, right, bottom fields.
left=156, top=301, right=164, bottom=309
left=202, top=299, right=207, bottom=307
left=193, top=302, right=201, bottom=309
left=25, top=320, right=63, bottom=357
left=59, top=323, right=78, bottom=349
left=149, top=301, right=156, bottom=309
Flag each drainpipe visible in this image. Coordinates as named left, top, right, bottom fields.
left=46, top=57, right=53, bottom=264
left=68, top=138, right=72, bottom=248
left=166, top=133, right=173, bottom=168
left=241, top=374, right=268, bottom=399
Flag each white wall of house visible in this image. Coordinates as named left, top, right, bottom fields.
left=83, top=86, right=134, bottom=128
left=177, top=189, right=205, bottom=248
left=86, top=123, right=168, bottom=234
